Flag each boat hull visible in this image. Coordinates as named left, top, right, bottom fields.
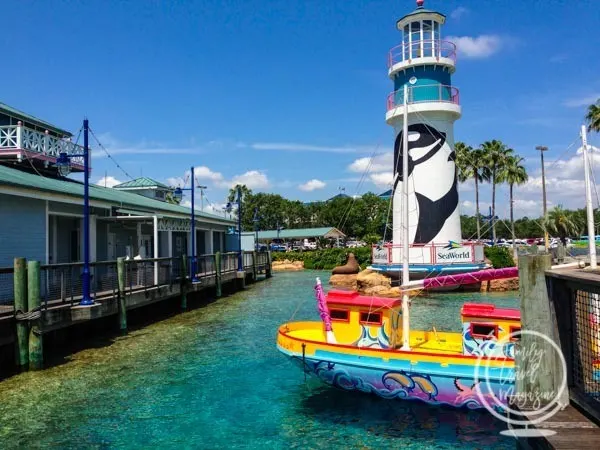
left=277, top=323, right=514, bottom=411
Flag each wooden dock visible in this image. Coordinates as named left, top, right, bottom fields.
left=508, top=402, right=600, bottom=449
left=0, top=251, right=272, bottom=372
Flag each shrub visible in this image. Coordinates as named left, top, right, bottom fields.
left=484, top=246, right=514, bottom=268
left=271, top=246, right=372, bottom=270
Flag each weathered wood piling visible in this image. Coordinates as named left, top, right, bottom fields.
left=117, top=257, right=127, bottom=331
left=13, top=257, right=28, bottom=368
left=27, top=260, right=43, bottom=370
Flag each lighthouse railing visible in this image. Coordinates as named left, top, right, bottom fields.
left=388, top=39, right=456, bottom=68
left=387, top=85, right=459, bottom=110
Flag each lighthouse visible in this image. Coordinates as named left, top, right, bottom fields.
left=385, top=0, right=468, bottom=274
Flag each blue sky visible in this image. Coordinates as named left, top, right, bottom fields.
left=2, top=0, right=599, bottom=218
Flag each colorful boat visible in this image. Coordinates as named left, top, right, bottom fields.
left=276, top=280, right=520, bottom=410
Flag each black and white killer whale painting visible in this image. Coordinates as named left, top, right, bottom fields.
left=392, top=123, right=461, bottom=245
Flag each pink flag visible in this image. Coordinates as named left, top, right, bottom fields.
left=315, top=278, right=333, bottom=332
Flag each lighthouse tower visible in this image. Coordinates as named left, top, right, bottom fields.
left=387, top=0, right=462, bottom=268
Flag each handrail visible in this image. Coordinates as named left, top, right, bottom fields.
left=388, top=39, right=457, bottom=68
left=386, top=84, right=460, bottom=110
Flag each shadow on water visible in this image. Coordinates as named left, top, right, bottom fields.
left=297, top=385, right=512, bottom=448
left=0, top=286, right=235, bottom=381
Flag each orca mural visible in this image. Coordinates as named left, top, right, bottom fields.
left=392, top=123, right=460, bottom=244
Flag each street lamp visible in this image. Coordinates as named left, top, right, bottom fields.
left=172, top=166, right=200, bottom=282
left=536, top=145, right=549, bottom=252
left=55, top=118, right=93, bottom=306
left=225, top=185, right=243, bottom=271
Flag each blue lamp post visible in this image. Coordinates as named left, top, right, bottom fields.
left=55, top=118, right=93, bottom=306
left=172, top=166, right=199, bottom=282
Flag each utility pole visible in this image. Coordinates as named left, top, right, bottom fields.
left=581, top=126, right=597, bottom=269
left=198, top=185, right=207, bottom=212
left=536, top=145, right=549, bottom=252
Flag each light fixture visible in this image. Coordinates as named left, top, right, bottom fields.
left=56, top=152, right=72, bottom=177
left=173, top=187, right=183, bottom=203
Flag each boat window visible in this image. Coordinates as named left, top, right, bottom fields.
left=360, top=311, right=382, bottom=325
left=510, top=326, right=521, bottom=341
left=330, top=309, right=349, bottom=321
left=470, top=323, right=498, bottom=339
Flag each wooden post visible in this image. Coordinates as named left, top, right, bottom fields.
left=517, top=254, right=569, bottom=407
left=13, top=257, right=28, bottom=368
left=252, top=251, right=258, bottom=282
left=117, top=257, right=127, bottom=332
left=215, top=252, right=222, bottom=297
left=27, top=260, right=43, bottom=370
left=266, top=251, right=272, bottom=278
left=180, top=255, right=187, bottom=310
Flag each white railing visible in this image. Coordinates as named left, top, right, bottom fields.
left=0, top=124, right=87, bottom=167
left=372, top=242, right=485, bottom=265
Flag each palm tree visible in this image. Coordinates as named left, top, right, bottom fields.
left=480, top=140, right=513, bottom=242
left=227, top=184, right=252, bottom=203
left=498, top=155, right=528, bottom=247
left=544, top=205, right=582, bottom=244
left=455, top=142, right=491, bottom=240
left=586, top=99, right=600, bottom=133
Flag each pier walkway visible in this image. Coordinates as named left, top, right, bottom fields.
left=510, top=260, right=600, bottom=449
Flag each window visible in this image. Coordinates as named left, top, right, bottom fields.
left=509, top=326, right=521, bottom=341
left=360, top=311, right=382, bottom=325
left=470, top=323, right=498, bottom=339
left=330, top=309, right=349, bottom=322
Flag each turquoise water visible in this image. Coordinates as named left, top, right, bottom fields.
left=0, top=271, right=518, bottom=449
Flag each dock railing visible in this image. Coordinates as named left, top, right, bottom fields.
left=546, top=270, right=600, bottom=424
left=0, top=250, right=272, bottom=317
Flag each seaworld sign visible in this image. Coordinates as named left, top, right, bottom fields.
left=372, top=242, right=482, bottom=266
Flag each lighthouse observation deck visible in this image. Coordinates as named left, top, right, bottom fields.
left=385, top=84, right=461, bottom=123
left=388, top=39, right=456, bottom=77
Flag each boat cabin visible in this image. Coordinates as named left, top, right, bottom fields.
left=325, top=290, right=402, bottom=349
left=460, top=303, right=521, bottom=358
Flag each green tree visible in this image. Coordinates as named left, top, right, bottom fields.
left=586, top=98, right=600, bottom=133
left=227, top=184, right=252, bottom=203
left=543, top=205, right=582, bottom=244
left=456, top=142, right=490, bottom=239
left=480, top=140, right=513, bottom=242
left=498, top=155, right=528, bottom=247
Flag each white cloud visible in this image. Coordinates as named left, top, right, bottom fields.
left=95, top=176, right=122, bottom=188
left=230, top=170, right=270, bottom=189
left=369, top=172, right=394, bottom=188
left=348, top=153, right=393, bottom=173
left=251, top=142, right=377, bottom=154
left=445, top=35, right=503, bottom=59
left=450, top=7, right=469, bottom=20
left=564, top=94, right=599, bottom=108
left=299, top=179, right=326, bottom=192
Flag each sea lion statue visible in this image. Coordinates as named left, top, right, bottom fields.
left=332, top=253, right=360, bottom=275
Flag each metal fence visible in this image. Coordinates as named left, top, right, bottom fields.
left=123, top=257, right=180, bottom=295
left=547, top=272, right=600, bottom=423
left=221, top=252, right=238, bottom=273
left=40, top=261, right=119, bottom=308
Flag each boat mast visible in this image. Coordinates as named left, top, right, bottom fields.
left=581, top=125, right=597, bottom=269
left=401, top=84, right=411, bottom=351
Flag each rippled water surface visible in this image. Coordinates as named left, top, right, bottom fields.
left=0, top=271, right=519, bottom=449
